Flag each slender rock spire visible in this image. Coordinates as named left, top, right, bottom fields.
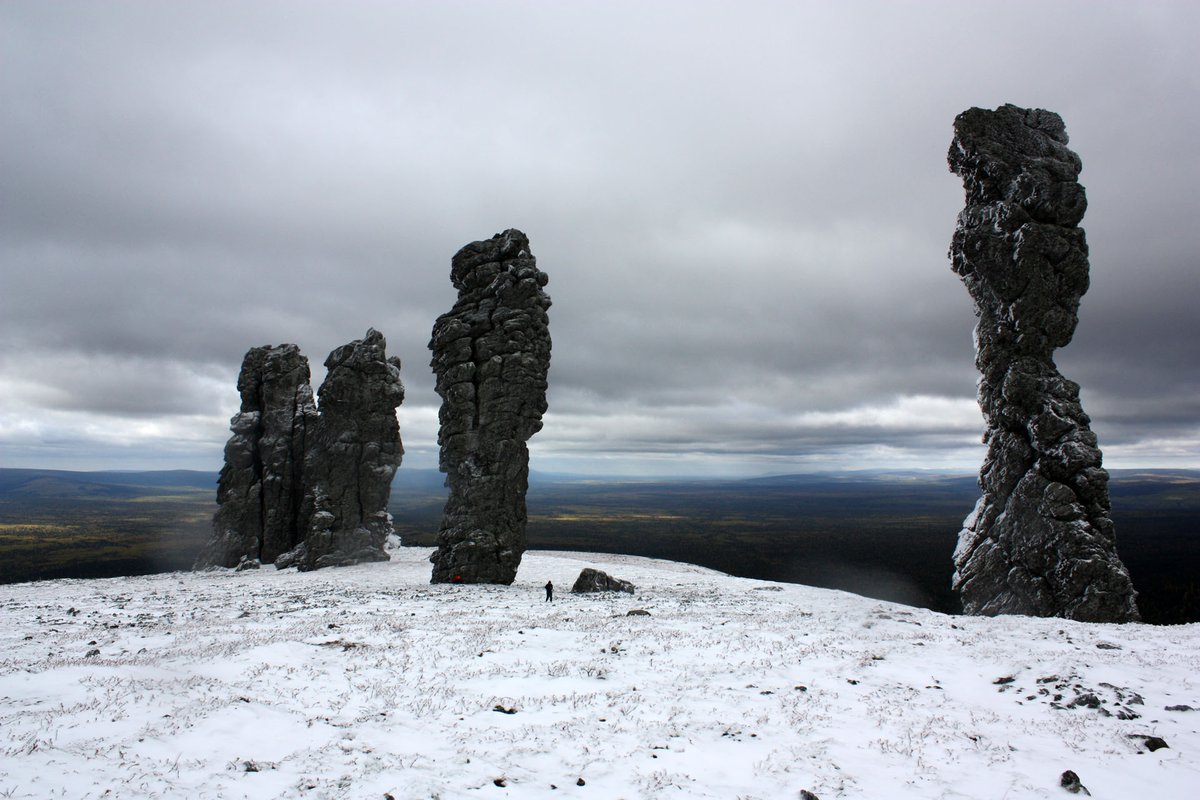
left=283, top=328, right=405, bottom=571
left=429, top=229, right=552, bottom=584
left=948, top=104, right=1138, bottom=621
left=197, top=344, right=316, bottom=568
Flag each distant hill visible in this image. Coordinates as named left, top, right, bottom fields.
left=1, top=466, right=1196, bottom=623
left=0, top=467, right=447, bottom=499
left=0, top=468, right=216, bottom=498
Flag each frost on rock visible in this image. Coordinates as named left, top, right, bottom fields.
left=429, top=229, right=552, bottom=584
left=198, top=330, right=404, bottom=572
left=948, top=104, right=1138, bottom=622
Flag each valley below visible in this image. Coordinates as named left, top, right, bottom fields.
left=1, top=468, right=1197, bottom=624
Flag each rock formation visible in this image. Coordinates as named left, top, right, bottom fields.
left=571, top=568, right=635, bottom=594
left=199, top=329, right=404, bottom=572
left=948, top=104, right=1138, bottom=621
left=279, top=329, right=405, bottom=571
left=197, top=344, right=317, bottom=568
left=429, top=229, right=552, bottom=584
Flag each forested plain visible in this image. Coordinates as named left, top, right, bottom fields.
left=1, top=468, right=1196, bottom=624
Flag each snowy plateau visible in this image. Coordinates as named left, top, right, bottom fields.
left=1, top=548, right=1197, bottom=799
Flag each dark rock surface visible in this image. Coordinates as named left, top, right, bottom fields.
left=571, top=568, right=635, bottom=594
left=281, top=329, right=405, bottom=571
left=197, top=344, right=317, bottom=568
left=428, top=230, right=552, bottom=584
left=1060, top=770, right=1090, bottom=795
left=948, top=104, right=1138, bottom=622
left=1129, top=734, right=1169, bottom=752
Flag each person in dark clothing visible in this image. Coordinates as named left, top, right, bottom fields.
left=545, top=580, right=553, bottom=602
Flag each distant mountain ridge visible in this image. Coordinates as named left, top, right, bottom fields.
left=3, top=466, right=1196, bottom=499
left=2, top=466, right=1196, bottom=623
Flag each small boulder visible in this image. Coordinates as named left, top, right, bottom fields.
left=1128, top=734, right=1169, bottom=752
left=571, top=567, right=635, bottom=594
left=1060, top=770, right=1090, bottom=795
left=626, top=609, right=651, bottom=616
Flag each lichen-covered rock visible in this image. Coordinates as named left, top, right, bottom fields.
left=948, top=104, right=1138, bottom=622
left=571, top=568, right=635, bottom=594
left=428, top=229, right=552, bottom=584
left=284, top=328, right=405, bottom=571
left=197, top=344, right=317, bottom=568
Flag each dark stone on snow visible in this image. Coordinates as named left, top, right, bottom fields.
left=626, top=609, right=651, bottom=616
left=1129, top=734, right=1169, bottom=752
left=800, top=791, right=820, bottom=800
left=197, top=344, right=317, bottom=568
left=428, top=229, right=552, bottom=585
left=1060, top=770, right=1090, bottom=795
left=571, top=568, right=635, bottom=594
left=1165, top=704, right=1196, bottom=712
left=948, top=104, right=1139, bottom=622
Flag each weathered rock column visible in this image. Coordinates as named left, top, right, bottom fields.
left=281, top=328, right=405, bottom=571
left=197, top=344, right=317, bottom=568
left=948, top=104, right=1138, bottom=621
left=429, top=229, right=552, bottom=584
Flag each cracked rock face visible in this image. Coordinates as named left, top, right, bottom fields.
left=283, top=328, right=405, bottom=571
left=198, top=344, right=317, bottom=568
left=948, top=104, right=1138, bottom=622
left=429, top=229, right=551, bottom=584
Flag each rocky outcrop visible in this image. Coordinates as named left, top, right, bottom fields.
left=429, top=229, right=552, bottom=584
left=571, top=568, right=635, bottom=594
left=199, top=330, right=404, bottom=572
left=948, top=104, right=1138, bottom=622
left=279, top=329, right=405, bottom=571
left=197, top=344, right=317, bottom=568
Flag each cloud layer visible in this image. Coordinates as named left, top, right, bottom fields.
left=2, top=1, right=1197, bottom=474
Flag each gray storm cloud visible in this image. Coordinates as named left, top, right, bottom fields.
left=1, top=0, right=1197, bottom=473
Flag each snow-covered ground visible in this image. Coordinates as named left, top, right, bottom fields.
left=1, top=547, right=1197, bottom=799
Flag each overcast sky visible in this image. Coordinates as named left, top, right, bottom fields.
left=2, top=1, right=1197, bottom=477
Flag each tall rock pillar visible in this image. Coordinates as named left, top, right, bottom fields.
left=197, top=344, right=317, bottom=568
left=948, top=104, right=1138, bottom=621
left=429, top=229, right=552, bottom=584
left=281, top=328, right=406, bottom=571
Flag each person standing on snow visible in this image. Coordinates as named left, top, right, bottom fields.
left=545, top=580, right=553, bottom=602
